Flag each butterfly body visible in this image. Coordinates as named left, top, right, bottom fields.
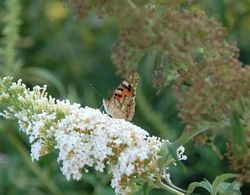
left=103, top=72, right=139, bottom=121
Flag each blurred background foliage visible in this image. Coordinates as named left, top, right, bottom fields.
left=0, top=0, right=250, bottom=194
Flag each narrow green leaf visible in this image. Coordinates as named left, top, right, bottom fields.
left=144, top=51, right=158, bottom=69
left=225, top=181, right=241, bottom=192
left=142, top=182, right=149, bottom=195
left=218, top=182, right=241, bottom=195
left=218, top=181, right=241, bottom=195
left=21, top=67, right=66, bottom=97
left=230, top=112, right=245, bottom=147
left=212, top=173, right=238, bottom=194
left=158, top=140, right=170, bottom=171
left=217, top=182, right=231, bottom=193
left=187, top=179, right=212, bottom=195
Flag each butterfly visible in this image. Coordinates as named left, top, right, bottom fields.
left=103, top=72, right=139, bottom=121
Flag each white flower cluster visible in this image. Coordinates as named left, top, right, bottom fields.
left=0, top=77, right=188, bottom=195
left=177, top=145, right=187, bottom=161
left=54, top=106, right=163, bottom=194
left=0, top=78, right=84, bottom=162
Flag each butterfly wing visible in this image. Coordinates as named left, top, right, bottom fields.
left=103, top=72, right=139, bottom=121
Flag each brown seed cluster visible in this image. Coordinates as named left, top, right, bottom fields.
left=226, top=141, right=250, bottom=183
left=175, top=59, right=250, bottom=130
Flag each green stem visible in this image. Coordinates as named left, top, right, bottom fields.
left=5, top=126, right=61, bottom=195
left=143, top=182, right=150, bottom=195
left=147, top=177, right=185, bottom=195
left=176, top=123, right=224, bottom=146
left=207, top=141, right=224, bottom=160
left=126, top=0, right=140, bottom=13
left=157, top=181, right=185, bottom=195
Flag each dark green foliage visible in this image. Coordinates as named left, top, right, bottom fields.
left=187, top=174, right=240, bottom=195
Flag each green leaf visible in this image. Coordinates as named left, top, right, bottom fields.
left=212, top=173, right=238, bottom=194
left=166, top=142, right=185, bottom=169
left=224, top=181, right=241, bottom=193
left=142, top=182, right=149, bottom=195
left=230, top=112, right=245, bottom=148
left=21, top=67, right=66, bottom=97
left=217, top=182, right=231, bottom=193
left=127, top=178, right=144, bottom=194
left=158, top=140, right=170, bottom=171
left=187, top=179, right=212, bottom=195
left=144, top=51, right=158, bottom=70
left=218, top=182, right=241, bottom=195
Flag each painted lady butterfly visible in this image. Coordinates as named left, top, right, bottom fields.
left=103, top=72, right=139, bottom=121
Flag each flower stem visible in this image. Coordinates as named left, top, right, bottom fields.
left=157, top=181, right=185, bottom=195
left=176, top=122, right=225, bottom=145
left=126, top=0, right=140, bottom=13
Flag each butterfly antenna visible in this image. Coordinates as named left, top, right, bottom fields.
left=89, top=83, right=104, bottom=98
left=89, top=83, right=105, bottom=110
